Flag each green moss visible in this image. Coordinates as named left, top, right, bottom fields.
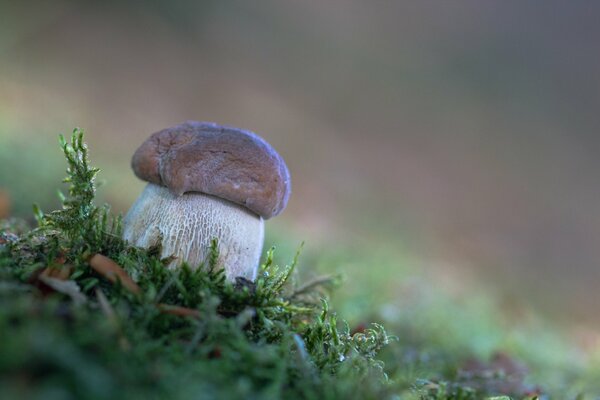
left=0, top=130, right=395, bottom=400
left=1, top=129, right=593, bottom=400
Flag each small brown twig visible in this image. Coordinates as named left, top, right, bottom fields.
left=291, top=275, right=337, bottom=298
left=88, top=254, right=200, bottom=319
left=157, top=303, right=201, bottom=318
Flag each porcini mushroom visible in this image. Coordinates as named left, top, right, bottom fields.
left=122, top=121, right=291, bottom=281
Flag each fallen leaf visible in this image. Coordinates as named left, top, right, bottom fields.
left=89, top=254, right=141, bottom=294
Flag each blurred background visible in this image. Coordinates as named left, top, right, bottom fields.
left=1, top=0, right=600, bottom=341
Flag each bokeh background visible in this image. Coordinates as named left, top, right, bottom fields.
left=2, top=0, right=600, bottom=345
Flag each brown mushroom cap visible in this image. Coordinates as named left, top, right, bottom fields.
left=131, top=121, right=291, bottom=219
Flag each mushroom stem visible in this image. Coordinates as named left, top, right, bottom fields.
left=123, top=183, right=264, bottom=281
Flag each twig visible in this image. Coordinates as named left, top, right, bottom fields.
left=291, top=275, right=337, bottom=298
left=88, top=254, right=199, bottom=319
left=157, top=303, right=201, bottom=318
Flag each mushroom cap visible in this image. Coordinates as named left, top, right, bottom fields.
left=131, top=121, right=291, bottom=219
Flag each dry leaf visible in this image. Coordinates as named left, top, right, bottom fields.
left=89, top=254, right=141, bottom=294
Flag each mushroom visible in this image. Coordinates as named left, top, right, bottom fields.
left=122, top=121, right=291, bottom=281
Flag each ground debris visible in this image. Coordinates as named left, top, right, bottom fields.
left=37, top=275, right=86, bottom=306
left=458, top=351, right=542, bottom=397
left=88, top=253, right=141, bottom=294
left=157, top=303, right=201, bottom=318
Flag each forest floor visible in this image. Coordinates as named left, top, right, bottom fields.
left=1, top=132, right=599, bottom=399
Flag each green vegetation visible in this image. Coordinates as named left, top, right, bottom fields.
left=0, top=130, right=598, bottom=399
left=0, top=130, right=394, bottom=400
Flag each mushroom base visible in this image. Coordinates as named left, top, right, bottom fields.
left=123, top=183, right=264, bottom=281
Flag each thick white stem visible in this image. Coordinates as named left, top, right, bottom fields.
left=123, top=183, right=264, bottom=281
